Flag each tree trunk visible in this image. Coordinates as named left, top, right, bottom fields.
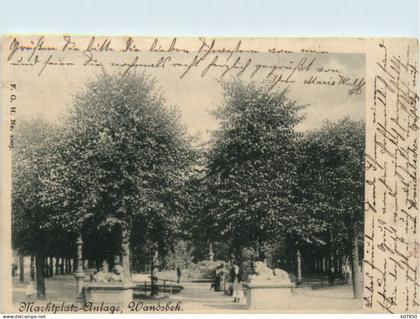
left=328, top=254, right=335, bottom=284
left=35, top=254, right=46, bottom=299
left=19, top=255, right=24, bottom=283
left=255, top=240, right=260, bottom=260
left=296, top=249, right=302, bottom=285
left=55, top=257, right=59, bottom=275
left=327, top=229, right=335, bottom=284
left=30, top=256, right=35, bottom=280
left=44, top=257, right=49, bottom=278
left=351, top=225, right=362, bottom=299
left=121, top=222, right=131, bottom=281
left=255, top=239, right=265, bottom=261
left=60, top=257, right=64, bottom=275
left=49, top=256, right=53, bottom=277
left=151, top=252, right=154, bottom=296
left=336, top=254, right=342, bottom=280
left=150, top=250, right=155, bottom=296
left=150, top=248, right=158, bottom=296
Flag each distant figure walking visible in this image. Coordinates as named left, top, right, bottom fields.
left=176, top=266, right=182, bottom=283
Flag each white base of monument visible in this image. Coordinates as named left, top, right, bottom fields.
left=243, top=282, right=294, bottom=310
left=85, top=283, right=133, bottom=306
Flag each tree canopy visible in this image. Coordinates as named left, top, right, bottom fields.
left=12, top=72, right=197, bottom=293
left=12, top=75, right=365, bottom=299
left=198, top=81, right=304, bottom=259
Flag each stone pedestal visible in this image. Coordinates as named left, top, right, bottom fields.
left=85, top=283, right=133, bottom=307
left=243, top=282, right=294, bottom=310
left=74, top=271, right=86, bottom=302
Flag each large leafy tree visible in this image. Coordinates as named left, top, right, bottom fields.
left=180, top=150, right=219, bottom=261
left=12, top=117, right=68, bottom=298
left=296, top=118, right=365, bottom=298
left=205, top=81, right=304, bottom=260
left=200, top=80, right=364, bottom=299
left=41, top=72, right=195, bottom=281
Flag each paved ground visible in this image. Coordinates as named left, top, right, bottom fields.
left=168, top=281, right=363, bottom=313
left=12, top=274, right=363, bottom=313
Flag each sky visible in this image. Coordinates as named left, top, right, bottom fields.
left=7, top=37, right=366, bottom=144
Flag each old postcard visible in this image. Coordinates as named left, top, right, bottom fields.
left=0, top=36, right=418, bottom=314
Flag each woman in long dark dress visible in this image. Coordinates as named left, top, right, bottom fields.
left=176, top=266, right=182, bottom=283
left=232, top=264, right=244, bottom=302
left=214, top=266, right=222, bottom=291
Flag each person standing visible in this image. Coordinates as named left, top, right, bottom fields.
left=176, top=266, right=182, bottom=284
left=229, top=262, right=235, bottom=296
left=219, top=263, right=226, bottom=293
left=214, top=265, right=224, bottom=291
left=232, top=263, right=244, bottom=303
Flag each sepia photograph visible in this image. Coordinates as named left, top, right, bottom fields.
left=0, top=35, right=417, bottom=314
left=5, top=36, right=367, bottom=313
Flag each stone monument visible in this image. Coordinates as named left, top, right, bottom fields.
left=84, top=256, right=133, bottom=307
left=243, top=261, right=294, bottom=310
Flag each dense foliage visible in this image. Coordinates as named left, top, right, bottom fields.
left=12, top=77, right=364, bottom=299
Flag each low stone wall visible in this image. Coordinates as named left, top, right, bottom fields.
left=84, top=283, right=133, bottom=306
left=243, top=282, right=294, bottom=310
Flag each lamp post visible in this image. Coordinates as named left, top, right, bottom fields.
left=74, top=235, right=85, bottom=303
left=121, top=222, right=131, bottom=282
